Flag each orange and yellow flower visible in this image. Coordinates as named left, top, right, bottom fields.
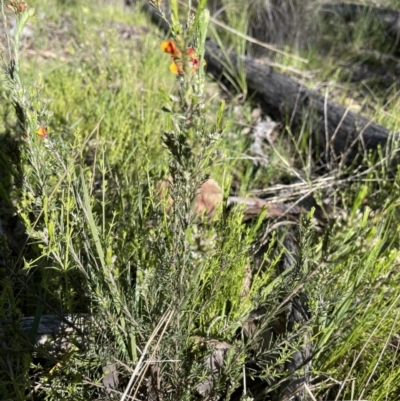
left=160, top=40, right=180, bottom=57
left=160, top=40, right=202, bottom=75
left=36, top=126, right=48, bottom=139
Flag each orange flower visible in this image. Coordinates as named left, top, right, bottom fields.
left=161, top=41, right=203, bottom=75
left=36, top=126, right=48, bottom=139
left=160, top=40, right=181, bottom=58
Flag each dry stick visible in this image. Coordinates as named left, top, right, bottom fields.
left=249, top=145, right=400, bottom=203
left=304, top=383, right=318, bottom=401
left=131, top=309, right=175, bottom=401
left=120, top=309, right=174, bottom=401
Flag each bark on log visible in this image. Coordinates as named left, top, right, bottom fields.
left=205, top=39, right=395, bottom=163
left=141, top=3, right=398, bottom=165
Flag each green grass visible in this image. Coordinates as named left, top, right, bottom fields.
left=1, top=0, right=400, bottom=400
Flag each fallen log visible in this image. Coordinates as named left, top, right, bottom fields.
left=205, top=40, right=397, bottom=164
left=141, top=2, right=398, bottom=165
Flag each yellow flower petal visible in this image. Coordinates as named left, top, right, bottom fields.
left=36, top=126, right=48, bottom=138
left=169, top=62, right=182, bottom=75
